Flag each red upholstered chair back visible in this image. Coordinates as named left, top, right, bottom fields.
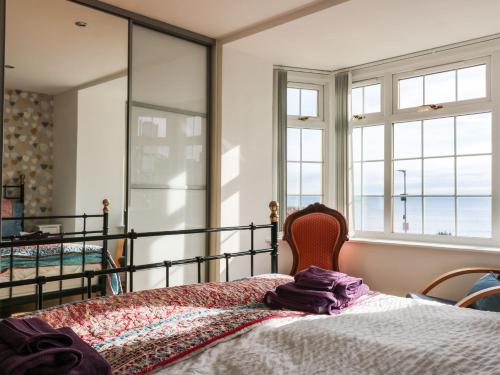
left=283, top=203, right=348, bottom=275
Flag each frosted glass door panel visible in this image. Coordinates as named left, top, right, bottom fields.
left=129, top=25, right=208, bottom=291
left=131, top=106, right=206, bottom=188
left=129, top=189, right=206, bottom=289
left=132, top=25, right=208, bottom=114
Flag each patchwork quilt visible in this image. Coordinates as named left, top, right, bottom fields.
left=30, top=275, right=302, bottom=374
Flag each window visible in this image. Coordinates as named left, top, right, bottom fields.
left=350, top=56, right=495, bottom=244
left=352, top=125, right=384, bottom=231
left=393, top=113, right=492, bottom=238
left=287, top=87, right=319, bottom=117
left=283, top=80, right=327, bottom=217
left=287, top=128, right=323, bottom=215
left=397, top=64, right=487, bottom=109
left=351, top=82, right=382, bottom=118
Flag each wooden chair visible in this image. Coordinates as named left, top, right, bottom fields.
left=408, top=267, right=500, bottom=308
left=283, top=203, right=348, bottom=275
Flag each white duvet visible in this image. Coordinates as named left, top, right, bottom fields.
left=160, top=293, right=500, bottom=375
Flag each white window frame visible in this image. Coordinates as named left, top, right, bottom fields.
left=351, top=77, right=384, bottom=123
left=287, top=82, right=325, bottom=123
left=393, top=56, right=491, bottom=115
left=348, top=43, right=500, bottom=247
left=287, top=82, right=327, bottom=212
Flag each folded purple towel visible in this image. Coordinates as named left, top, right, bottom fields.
left=294, top=266, right=347, bottom=291
left=265, top=282, right=369, bottom=315
left=58, top=327, right=112, bottom=375
left=0, top=318, right=73, bottom=355
left=0, top=343, right=82, bottom=375
left=335, top=275, right=364, bottom=299
left=277, top=282, right=348, bottom=309
left=294, top=266, right=366, bottom=298
left=0, top=318, right=111, bottom=375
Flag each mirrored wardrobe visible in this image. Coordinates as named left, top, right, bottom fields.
left=1, top=0, right=212, bottom=294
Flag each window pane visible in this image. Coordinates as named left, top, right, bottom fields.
left=424, top=70, right=456, bottom=104
left=287, top=195, right=300, bottom=216
left=302, top=129, right=322, bottom=162
left=302, top=163, right=322, bottom=194
left=457, top=197, right=491, bottom=238
left=423, top=117, right=454, bottom=157
left=457, top=65, right=486, bottom=101
left=287, top=88, right=300, bottom=116
left=394, top=159, right=421, bottom=195
left=354, top=196, right=362, bottom=231
left=287, top=128, right=300, bottom=161
left=424, top=157, right=454, bottom=195
left=287, top=162, right=300, bottom=194
left=362, top=197, right=384, bottom=231
left=457, top=155, right=491, bottom=195
left=393, top=197, right=422, bottom=234
left=393, top=121, right=421, bottom=159
left=352, top=127, right=362, bottom=162
left=362, top=125, right=384, bottom=161
left=456, top=112, right=491, bottom=155
left=353, top=162, right=362, bottom=196
left=352, top=87, right=363, bottom=116
left=301, top=89, right=318, bottom=117
left=424, top=197, right=455, bottom=236
left=364, top=84, right=381, bottom=114
left=399, top=76, right=423, bottom=109
left=362, top=161, right=384, bottom=195
left=301, top=195, right=321, bottom=207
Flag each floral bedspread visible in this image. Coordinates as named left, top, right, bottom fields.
left=31, top=274, right=302, bottom=374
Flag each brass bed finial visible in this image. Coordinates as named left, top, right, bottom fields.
left=269, top=201, right=279, bottom=223
left=103, top=199, right=110, bottom=214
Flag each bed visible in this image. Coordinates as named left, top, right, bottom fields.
left=0, top=178, right=119, bottom=316
left=1, top=201, right=499, bottom=374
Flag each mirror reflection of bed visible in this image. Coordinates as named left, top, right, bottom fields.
left=1, top=0, right=127, bottom=314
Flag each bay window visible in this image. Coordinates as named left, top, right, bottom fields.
left=350, top=56, right=495, bottom=244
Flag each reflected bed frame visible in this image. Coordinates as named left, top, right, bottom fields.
left=0, top=189, right=111, bottom=317
left=0, top=201, right=280, bottom=317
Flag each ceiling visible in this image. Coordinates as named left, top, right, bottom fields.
left=5, top=0, right=127, bottom=95
left=101, top=0, right=321, bottom=38
left=228, top=0, right=500, bottom=70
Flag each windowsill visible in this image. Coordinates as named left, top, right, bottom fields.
left=348, top=237, right=500, bottom=254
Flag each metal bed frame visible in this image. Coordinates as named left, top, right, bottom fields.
left=0, top=201, right=280, bottom=317
left=0, top=196, right=110, bottom=317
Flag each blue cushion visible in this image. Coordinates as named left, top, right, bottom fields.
left=467, top=272, right=500, bottom=312
left=2, top=201, right=23, bottom=237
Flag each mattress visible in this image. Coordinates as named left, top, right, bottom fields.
left=0, top=263, right=102, bottom=299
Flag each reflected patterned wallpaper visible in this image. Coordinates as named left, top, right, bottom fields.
left=3, top=89, right=54, bottom=216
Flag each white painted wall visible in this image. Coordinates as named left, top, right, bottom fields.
left=77, top=76, right=127, bottom=235
left=219, top=44, right=500, bottom=300
left=52, top=77, right=127, bottom=249
left=220, top=45, right=275, bottom=279
left=53, top=89, right=78, bottom=231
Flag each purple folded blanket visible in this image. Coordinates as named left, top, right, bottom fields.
left=295, top=266, right=364, bottom=298
left=0, top=318, right=111, bottom=375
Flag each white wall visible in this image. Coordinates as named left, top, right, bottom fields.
left=220, top=45, right=275, bottom=279
left=53, top=89, right=78, bottom=231
left=77, top=76, right=127, bottom=234
left=219, top=45, right=500, bottom=300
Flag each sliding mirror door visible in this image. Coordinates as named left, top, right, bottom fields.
left=1, top=0, right=127, bottom=303
left=129, top=25, right=209, bottom=290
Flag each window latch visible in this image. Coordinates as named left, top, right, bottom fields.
left=298, top=116, right=310, bottom=121
left=352, top=115, right=366, bottom=120
left=417, top=104, right=443, bottom=112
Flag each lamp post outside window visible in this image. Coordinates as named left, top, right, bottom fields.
left=396, top=169, right=408, bottom=233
